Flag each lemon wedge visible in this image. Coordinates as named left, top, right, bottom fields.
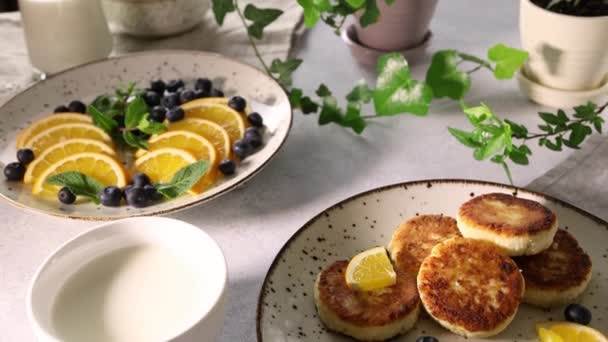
left=537, top=321, right=607, bottom=342
left=345, top=246, right=397, bottom=292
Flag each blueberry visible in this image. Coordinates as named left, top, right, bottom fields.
left=143, top=91, right=161, bottom=107
left=166, top=107, right=185, bottom=122
left=150, top=106, right=167, bottom=122
left=17, top=149, right=35, bottom=165
left=218, top=159, right=236, bottom=175
left=53, top=105, right=70, bottom=113
left=3, top=162, right=25, bottom=181
left=166, top=79, right=185, bottom=93
left=232, top=140, right=252, bottom=159
left=228, top=96, right=247, bottom=112
left=415, top=337, right=438, bottom=342
left=210, top=89, right=224, bottom=97
left=247, top=112, right=263, bottom=127
left=195, top=78, right=212, bottom=93
left=132, top=172, right=151, bottom=187
left=180, top=90, right=196, bottom=104
left=194, top=89, right=208, bottom=99
left=123, top=184, right=134, bottom=199
left=68, top=100, right=87, bottom=113
left=149, top=80, right=166, bottom=95
left=244, top=128, right=262, bottom=148
left=58, top=187, right=76, bottom=204
left=565, top=303, right=592, bottom=325
left=125, top=187, right=150, bottom=208
left=99, top=186, right=122, bottom=207
left=162, top=93, right=181, bottom=108
left=144, top=184, right=163, bottom=202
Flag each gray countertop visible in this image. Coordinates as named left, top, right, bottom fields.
left=0, top=1, right=581, bottom=341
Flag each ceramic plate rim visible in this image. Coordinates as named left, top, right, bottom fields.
left=0, top=50, right=293, bottom=221
left=255, top=178, right=608, bottom=341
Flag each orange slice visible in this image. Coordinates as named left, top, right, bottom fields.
left=24, top=123, right=112, bottom=156
left=166, top=118, right=231, bottom=160
left=181, top=103, right=245, bottom=142
left=17, top=113, right=92, bottom=149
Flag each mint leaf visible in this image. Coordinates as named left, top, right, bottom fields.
left=88, top=104, right=118, bottom=133
left=244, top=4, right=283, bottom=39
left=155, top=160, right=210, bottom=198
left=343, top=102, right=366, bottom=134
left=46, top=171, right=104, bottom=204
left=346, top=80, right=373, bottom=103
left=125, top=96, right=148, bottom=128
left=138, top=114, right=167, bottom=135
left=270, top=58, right=302, bottom=88
left=123, top=131, right=148, bottom=150
left=212, top=0, right=235, bottom=25
left=487, top=43, right=528, bottom=80
left=426, top=50, right=471, bottom=100
left=373, top=53, right=432, bottom=116
left=297, top=0, right=321, bottom=28
left=359, top=0, right=380, bottom=27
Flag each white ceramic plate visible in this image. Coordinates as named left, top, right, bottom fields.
left=257, top=179, right=608, bottom=341
left=0, top=50, right=292, bottom=220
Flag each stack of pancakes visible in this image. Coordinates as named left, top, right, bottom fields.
left=314, top=193, right=593, bottom=341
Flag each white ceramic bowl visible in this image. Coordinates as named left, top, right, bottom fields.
left=27, top=217, right=227, bottom=342
left=102, top=0, right=210, bottom=37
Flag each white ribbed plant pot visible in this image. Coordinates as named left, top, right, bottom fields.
left=518, top=0, right=608, bottom=108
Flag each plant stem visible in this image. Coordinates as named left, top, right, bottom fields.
left=458, top=52, right=494, bottom=73
left=234, top=0, right=274, bottom=78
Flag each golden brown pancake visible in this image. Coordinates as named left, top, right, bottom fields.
left=514, top=229, right=592, bottom=307
left=417, top=237, right=524, bottom=337
left=457, top=193, right=558, bottom=255
left=388, top=215, right=462, bottom=272
left=314, top=260, right=420, bottom=341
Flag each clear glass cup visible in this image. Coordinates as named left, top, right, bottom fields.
left=19, top=0, right=113, bottom=77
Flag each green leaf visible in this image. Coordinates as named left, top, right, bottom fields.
left=46, top=171, right=104, bottom=204
left=487, top=43, right=528, bottom=79
left=318, top=97, right=342, bottom=125
left=539, top=112, right=561, bottom=125
left=545, top=137, right=563, bottom=151
left=289, top=88, right=303, bottom=107
left=504, top=119, right=528, bottom=139
left=448, top=128, right=481, bottom=148
left=346, top=80, right=373, bottom=103
left=509, top=146, right=529, bottom=165
left=373, top=53, right=433, bottom=116
left=212, top=0, right=235, bottom=25
left=346, top=0, right=366, bottom=8
left=342, top=102, right=366, bottom=134
left=297, top=0, right=321, bottom=28
left=316, top=84, right=332, bottom=97
left=123, top=131, right=148, bottom=150
left=138, top=114, right=167, bottom=135
left=573, top=102, right=597, bottom=119
left=462, top=102, right=493, bottom=126
left=270, top=58, right=302, bottom=88
left=313, top=0, right=332, bottom=11
left=425, top=50, right=471, bottom=100
left=244, top=4, right=283, bottom=39
left=593, top=117, right=604, bottom=133
left=125, top=96, right=149, bottom=128
left=289, top=88, right=319, bottom=114
left=300, top=96, right=319, bottom=114
left=538, top=124, right=553, bottom=133
left=155, top=160, right=210, bottom=199
left=88, top=105, right=118, bottom=133
left=474, top=132, right=506, bottom=160
left=359, top=0, right=380, bottom=27
left=567, top=123, right=588, bottom=147
left=556, top=109, right=569, bottom=124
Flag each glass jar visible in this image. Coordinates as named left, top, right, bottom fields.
left=19, top=0, right=113, bottom=76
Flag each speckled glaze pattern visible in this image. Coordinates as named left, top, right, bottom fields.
left=0, top=50, right=292, bottom=220
left=257, top=180, right=608, bottom=341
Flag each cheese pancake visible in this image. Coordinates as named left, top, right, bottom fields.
left=457, top=193, right=558, bottom=256
left=514, top=229, right=592, bottom=308
left=314, top=260, right=420, bottom=341
left=417, top=238, right=524, bottom=338
left=388, top=215, right=462, bottom=272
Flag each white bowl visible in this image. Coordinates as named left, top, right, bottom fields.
left=102, top=0, right=210, bottom=37
left=27, top=217, right=227, bottom=342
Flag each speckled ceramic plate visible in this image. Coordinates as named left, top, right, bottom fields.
left=0, top=50, right=292, bottom=220
left=257, top=179, right=608, bottom=341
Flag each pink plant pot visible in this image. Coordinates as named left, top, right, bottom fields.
left=354, top=0, right=439, bottom=51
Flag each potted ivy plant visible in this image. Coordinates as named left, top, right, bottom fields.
left=518, top=0, right=608, bottom=107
